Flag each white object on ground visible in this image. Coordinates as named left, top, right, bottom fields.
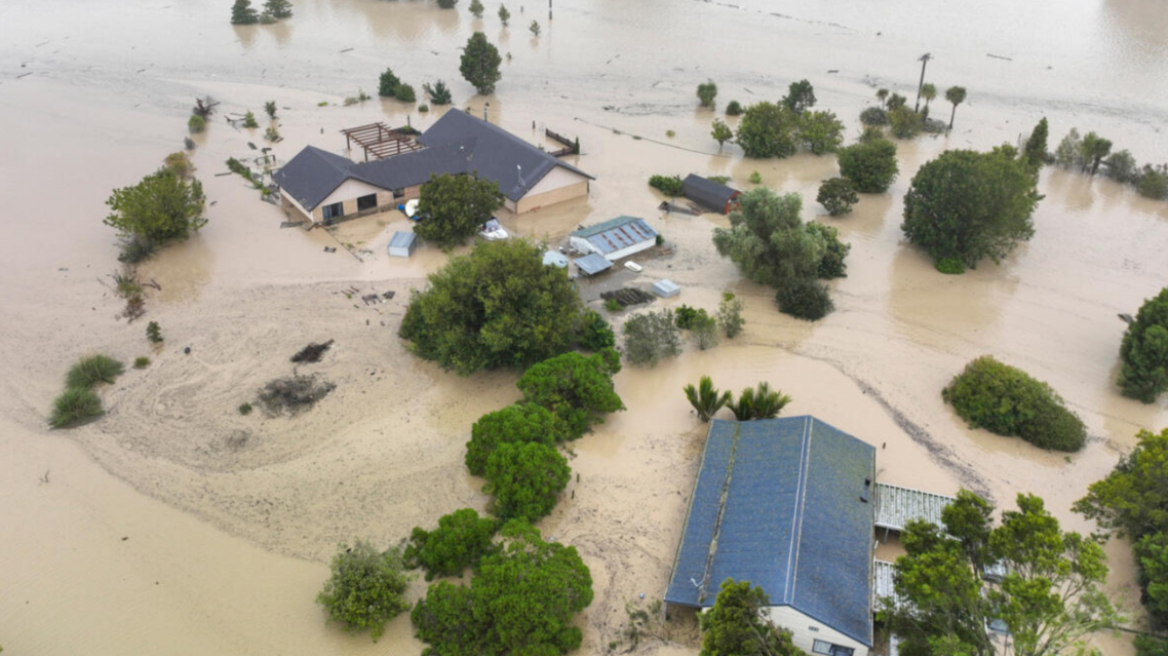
left=479, top=218, right=509, bottom=241
left=624, top=261, right=643, bottom=272
left=404, top=199, right=420, bottom=218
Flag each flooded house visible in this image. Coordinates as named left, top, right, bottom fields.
left=274, top=109, right=594, bottom=225
left=568, top=216, right=658, bottom=262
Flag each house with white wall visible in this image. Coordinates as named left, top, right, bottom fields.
left=568, top=216, right=657, bottom=262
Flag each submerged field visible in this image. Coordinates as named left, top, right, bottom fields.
left=1, top=0, right=1167, bottom=654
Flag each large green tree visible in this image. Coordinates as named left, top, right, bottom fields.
left=414, top=173, right=503, bottom=248
left=901, top=147, right=1041, bottom=269
left=516, top=348, right=624, bottom=439
left=781, top=79, right=816, bottom=115
left=459, top=32, right=502, bottom=94
left=317, top=541, right=410, bottom=641
left=712, top=188, right=832, bottom=289
left=1023, top=117, right=1050, bottom=174
left=465, top=403, right=565, bottom=476
left=797, top=110, right=844, bottom=155
left=104, top=168, right=207, bottom=247
left=484, top=442, right=571, bottom=522
left=412, top=521, right=593, bottom=655
left=399, top=239, right=582, bottom=374
left=837, top=137, right=899, bottom=193
left=699, top=579, right=805, bottom=656
left=405, top=508, right=500, bottom=580
left=735, top=102, right=798, bottom=159
left=1117, top=287, right=1168, bottom=403
left=885, top=491, right=1120, bottom=656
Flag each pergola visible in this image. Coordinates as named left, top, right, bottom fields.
left=340, top=123, right=422, bottom=161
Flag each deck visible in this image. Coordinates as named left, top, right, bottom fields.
left=874, top=483, right=955, bottom=533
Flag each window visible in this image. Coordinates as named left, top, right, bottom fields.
left=321, top=202, right=344, bottom=222
left=393, top=188, right=406, bottom=199
left=812, top=640, right=854, bottom=656
left=357, top=194, right=378, bottom=212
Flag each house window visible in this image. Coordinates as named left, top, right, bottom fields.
left=812, top=640, right=854, bottom=656
left=321, top=202, right=344, bottom=222
left=393, top=188, right=406, bottom=199
left=357, top=194, right=378, bottom=211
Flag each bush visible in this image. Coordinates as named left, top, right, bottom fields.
left=604, top=298, right=621, bottom=313
left=164, top=151, right=193, bottom=178
left=817, top=177, right=858, bottom=216
left=230, top=0, right=258, bottom=24
left=728, top=382, right=792, bottom=420
left=692, top=312, right=719, bottom=350
left=806, top=222, right=850, bottom=279
left=437, top=0, right=458, bottom=8
left=67, top=355, right=124, bottom=389
left=418, top=104, right=429, bottom=113
left=1117, top=287, right=1168, bottom=403
left=777, top=279, right=834, bottom=321
left=517, top=349, right=624, bottom=439
left=466, top=403, right=564, bottom=476
left=797, top=110, right=844, bottom=155
left=188, top=115, right=206, bottom=134
left=460, top=32, right=502, bottom=94
left=697, top=81, right=718, bottom=108
left=674, top=305, right=703, bottom=329
left=133, top=356, right=151, bottom=369
left=749, top=171, right=762, bottom=184
left=405, top=508, right=499, bottom=580
left=725, top=100, right=743, bottom=116
left=393, top=83, right=416, bottom=103
left=735, top=102, right=798, bottom=159
left=414, top=173, right=503, bottom=248
left=423, top=80, right=452, bottom=105
left=934, top=257, right=966, bottom=274
left=378, top=68, right=401, bottom=97
left=623, top=309, right=682, bottom=366
left=888, top=107, right=923, bottom=139
left=49, top=388, right=104, bottom=428
left=1138, top=164, right=1168, bottom=201
left=837, top=138, right=898, bottom=193
left=317, top=541, right=410, bottom=641
left=578, top=309, right=615, bottom=351
left=942, top=355, right=1087, bottom=451
left=468, top=0, right=484, bottom=17
left=484, top=442, right=571, bottom=522
left=264, top=100, right=277, bottom=118
left=717, top=293, right=745, bottom=338
left=860, top=106, right=889, bottom=126
left=238, top=402, right=252, bottom=415
left=648, top=175, right=684, bottom=196
left=242, top=111, right=259, bottom=128
left=782, top=79, right=816, bottom=114
left=264, top=126, right=279, bottom=141
left=105, top=168, right=207, bottom=246
left=146, top=321, right=163, bottom=343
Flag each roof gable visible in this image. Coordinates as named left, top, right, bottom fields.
left=273, top=146, right=367, bottom=211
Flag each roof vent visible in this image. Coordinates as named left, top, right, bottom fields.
left=860, top=477, right=872, bottom=503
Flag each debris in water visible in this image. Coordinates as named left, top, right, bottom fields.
left=257, top=374, right=336, bottom=416
left=987, top=53, right=1013, bottom=61
left=339, top=47, right=354, bottom=53
left=600, top=288, right=656, bottom=309
left=291, top=339, right=334, bottom=364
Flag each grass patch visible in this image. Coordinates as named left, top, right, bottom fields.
left=66, top=355, right=125, bottom=389
left=50, top=388, right=104, bottom=428
left=133, top=356, right=151, bottom=369
left=238, top=402, right=253, bottom=416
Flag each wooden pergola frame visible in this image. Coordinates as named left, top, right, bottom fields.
left=340, top=122, right=422, bottom=161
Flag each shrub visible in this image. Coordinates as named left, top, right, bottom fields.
left=684, top=376, right=731, bottom=422
left=423, top=80, right=452, bottom=105
left=466, top=404, right=564, bottom=476
left=242, top=111, right=259, bottom=128
left=317, top=541, right=410, bottom=641
left=188, top=115, right=206, bottom=134
left=692, top=312, right=719, bottom=350
left=1117, top=287, right=1168, bottom=403
left=105, top=168, right=207, bottom=246
left=604, top=298, right=621, bottom=313
left=394, top=83, right=416, bottom=103
left=1138, top=164, right=1168, bottom=201
left=405, top=508, right=499, bottom=580
left=728, top=382, right=791, bottom=420
left=164, top=151, right=193, bottom=178
left=469, top=0, right=484, bottom=17
left=942, top=356, right=1087, bottom=451
left=414, top=173, right=503, bottom=248
left=264, top=126, right=279, bottom=141
left=837, top=138, right=898, bottom=193
left=735, top=101, right=798, bottom=159
left=238, top=402, right=252, bottom=415
left=418, top=104, right=429, bottom=113
left=50, top=388, right=104, bottom=428
left=666, top=130, right=675, bottom=138
left=517, top=348, right=624, bottom=439
left=622, top=309, right=681, bottom=366
left=781, top=79, right=816, bottom=114
left=264, top=0, right=292, bottom=19
left=717, top=293, right=745, bottom=338
left=674, top=305, right=702, bottom=329
left=578, top=309, right=615, bottom=351
left=817, top=177, right=858, bottom=216
left=378, top=68, right=401, bottom=97
left=484, top=442, right=570, bottom=522
left=777, top=279, right=834, bottom=320
left=860, top=106, right=889, bottom=126
left=648, top=174, right=684, bottom=196
left=133, top=356, right=151, bottom=369
left=529, top=19, right=540, bottom=36
left=749, top=171, right=762, bottom=184
left=797, top=110, right=844, bottom=155
left=263, top=100, right=277, bottom=118
left=725, top=100, right=743, bottom=116
left=146, top=321, right=163, bottom=343
left=888, top=107, right=923, bottom=139
left=697, top=81, right=717, bottom=108
left=935, top=257, right=965, bottom=274
left=67, top=355, right=124, bottom=389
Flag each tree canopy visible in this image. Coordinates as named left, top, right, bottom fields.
left=399, top=239, right=582, bottom=375
left=797, top=110, right=845, bottom=155
left=901, top=147, right=1041, bottom=269
left=837, top=137, right=898, bottom=193
left=735, top=102, right=798, bottom=159
left=622, top=309, right=682, bottom=367
left=884, top=491, right=1120, bottom=656
left=817, top=177, right=858, bottom=216
left=405, top=508, right=500, bottom=580
left=414, top=173, right=503, bottom=248
left=379, top=68, right=402, bottom=97
left=1117, top=287, right=1168, bottom=403
left=516, top=348, right=624, bottom=439
left=484, top=441, right=570, bottom=522
left=466, top=403, right=565, bottom=476
left=1023, top=117, right=1050, bottom=173
left=781, top=79, right=816, bottom=115
left=317, top=541, right=410, bottom=641
left=697, top=81, right=718, bottom=108
left=699, top=579, right=804, bottom=656
left=459, top=32, right=502, bottom=94
left=104, top=168, right=207, bottom=248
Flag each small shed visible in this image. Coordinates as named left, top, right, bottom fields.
left=542, top=251, right=569, bottom=269
left=574, top=253, right=614, bottom=276
left=569, top=216, right=658, bottom=262
left=652, top=279, right=680, bottom=298
left=682, top=174, right=742, bottom=215
left=388, top=232, right=417, bottom=258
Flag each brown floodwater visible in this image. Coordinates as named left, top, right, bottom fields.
left=2, top=0, right=1167, bottom=653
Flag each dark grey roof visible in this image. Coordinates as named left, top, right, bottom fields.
left=358, top=141, right=478, bottom=192
left=571, top=216, right=657, bottom=255
left=419, top=109, right=594, bottom=202
left=682, top=174, right=740, bottom=212
left=665, top=416, right=876, bottom=647
left=574, top=253, right=613, bottom=275
left=273, top=146, right=358, bottom=211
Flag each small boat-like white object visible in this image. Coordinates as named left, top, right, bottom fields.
left=624, top=261, right=643, bottom=273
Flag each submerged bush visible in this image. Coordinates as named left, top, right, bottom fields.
left=935, top=257, right=965, bottom=275
left=405, top=508, right=499, bottom=580
left=816, top=177, right=858, bottom=216
left=133, top=356, right=151, bottom=369
left=50, top=388, right=104, bottom=428
left=66, top=355, right=125, bottom=389
left=776, top=279, right=834, bottom=321
left=725, top=100, right=743, bottom=116
left=623, top=309, right=682, bottom=367
left=188, top=114, right=206, bottom=134
left=317, top=541, right=410, bottom=641
left=649, top=175, right=684, bottom=196
left=860, top=106, right=889, bottom=126
left=942, top=355, right=1087, bottom=452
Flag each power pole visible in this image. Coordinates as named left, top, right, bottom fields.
left=915, top=53, right=932, bottom=112
left=549, top=0, right=552, bottom=20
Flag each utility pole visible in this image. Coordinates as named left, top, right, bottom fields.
left=549, top=0, right=552, bottom=20
left=914, top=53, right=932, bottom=112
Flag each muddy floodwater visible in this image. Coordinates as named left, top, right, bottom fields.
left=2, top=0, right=1168, bottom=654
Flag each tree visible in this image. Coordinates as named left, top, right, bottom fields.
left=1079, top=131, right=1112, bottom=176
left=649, top=174, right=684, bottom=196
left=468, top=0, right=484, bottom=17
left=623, top=309, right=681, bottom=367
left=806, top=222, right=850, bottom=278
left=411, top=520, right=593, bottom=656
left=414, top=173, right=502, bottom=247
left=901, top=148, right=1041, bottom=269
left=465, top=403, right=565, bottom=476
left=104, top=168, right=207, bottom=250
left=1117, top=287, right=1168, bottom=403
left=860, top=107, right=889, bottom=126
left=437, top=0, right=458, bottom=7
left=1138, top=164, right=1168, bottom=200
left=692, top=311, right=720, bottom=350
left=1137, top=532, right=1168, bottom=617
left=725, top=100, right=743, bottom=116
left=1023, top=117, right=1049, bottom=174
left=399, top=239, right=582, bottom=374
left=1103, top=150, right=1139, bottom=184
left=781, top=79, right=816, bottom=115
left=264, top=100, right=277, bottom=119
left=231, top=0, right=258, bottom=24
left=942, top=356, right=1087, bottom=451
left=817, top=177, right=858, bottom=216
left=1054, top=128, right=1082, bottom=169
left=776, top=278, right=833, bottom=320
left=797, top=110, right=844, bottom=155
left=876, top=88, right=890, bottom=107
left=529, top=19, right=540, bottom=36
left=699, top=579, right=804, bottom=656
left=263, top=0, right=292, bottom=19
left=886, top=92, right=907, bottom=111
left=516, top=348, right=625, bottom=439
left=920, top=82, right=937, bottom=112
left=394, top=83, right=416, bottom=103
left=697, top=81, right=718, bottom=108
left=684, top=376, right=731, bottom=422
left=727, top=382, right=791, bottom=421
left=317, top=541, right=410, bottom=641
left=497, top=3, right=510, bottom=25
left=578, top=309, right=615, bottom=351
left=460, top=32, right=502, bottom=94
left=717, top=293, right=745, bottom=338
left=423, top=80, right=453, bottom=105
left=735, top=102, right=798, bottom=159
left=889, top=106, right=923, bottom=139
left=945, top=86, right=967, bottom=130
left=884, top=491, right=1120, bottom=656
left=711, top=118, right=733, bottom=150
left=484, top=442, right=570, bottom=521
left=378, top=68, right=401, bottom=98
left=837, top=138, right=898, bottom=193
left=405, top=509, right=500, bottom=580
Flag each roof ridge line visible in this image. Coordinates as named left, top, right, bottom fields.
left=785, top=416, right=814, bottom=602
left=697, top=421, right=742, bottom=605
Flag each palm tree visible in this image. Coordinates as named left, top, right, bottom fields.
left=750, top=382, right=792, bottom=420
left=683, top=376, right=731, bottom=423
left=945, top=86, right=967, bottom=131
left=728, top=387, right=755, bottom=421
left=876, top=88, right=889, bottom=108
left=921, top=84, right=937, bottom=111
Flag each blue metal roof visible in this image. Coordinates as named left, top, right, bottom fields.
left=571, top=216, right=657, bottom=255
left=574, top=253, right=613, bottom=276
left=389, top=232, right=416, bottom=249
left=665, top=416, right=876, bottom=647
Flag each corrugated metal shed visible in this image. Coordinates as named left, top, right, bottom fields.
left=388, top=232, right=416, bottom=257
left=874, top=483, right=955, bottom=533
left=570, top=216, right=657, bottom=256
left=682, top=174, right=741, bottom=214
left=665, top=417, right=877, bottom=648
left=574, top=253, right=613, bottom=276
